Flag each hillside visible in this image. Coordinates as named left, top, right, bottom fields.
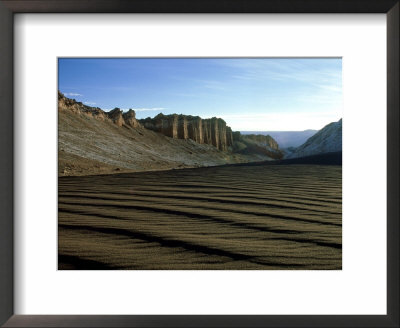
left=232, top=132, right=283, bottom=160
left=286, top=119, right=342, bottom=159
left=241, top=130, right=318, bottom=148
left=58, top=92, right=281, bottom=176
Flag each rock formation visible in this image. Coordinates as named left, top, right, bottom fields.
left=226, top=127, right=233, bottom=147
left=241, top=134, right=279, bottom=151
left=187, top=116, right=203, bottom=143
left=231, top=131, right=283, bottom=160
left=140, top=114, right=176, bottom=138
left=108, top=108, right=124, bottom=127
left=178, top=115, right=188, bottom=139
left=123, top=109, right=140, bottom=128
left=139, top=114, right=233, bottom=151
left=58, top=91, right=281, bottom=158
left=58, top=91, right=286, bottom=176
left=58, top=91, right=140, bottom=128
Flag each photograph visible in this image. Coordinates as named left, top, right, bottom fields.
left=58, top=58, right=342, bottom=270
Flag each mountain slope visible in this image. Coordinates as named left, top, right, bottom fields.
left=286, top=119, right=342, bottom=159
left=58, top=92, right=278, bottom=176
left=232, top=132, right=283, bottom=160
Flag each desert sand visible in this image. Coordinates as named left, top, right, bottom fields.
left=58, top=163, right=342, bottom=270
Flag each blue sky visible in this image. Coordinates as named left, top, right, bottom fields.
left=58, top=58, right=342, bottom=131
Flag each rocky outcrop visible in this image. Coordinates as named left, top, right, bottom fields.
left=123, top=109, right=140, bottom=128
left=140, top=114, right=177, bottom=138
left=108, top=108, right=124, bottom=127
left=139, top=114, right=233, bottom=151
left=58, top=91, right=141, bottom=128
left=241, top=134, right=279, bottom=150
left=231, top=131, right=283, bottom=160
left=58, top=91, right=106, bottom=120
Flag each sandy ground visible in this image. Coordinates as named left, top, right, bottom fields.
left=58, top=164, right=342, bottom=270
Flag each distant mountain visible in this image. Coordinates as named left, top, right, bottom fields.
left=286, top=119, right=342, bottom=159
left=241, top=130, right=318, bottom=148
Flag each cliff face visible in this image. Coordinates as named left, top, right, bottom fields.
left=58, top=92, right=141, bottom=128
left=140, top=114, right=233, bottom=151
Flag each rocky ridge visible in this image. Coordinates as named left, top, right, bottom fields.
left=59, top=92, right=235, bottom=151
left=58, top=91, right=141, bottom=128
left=58, top=92, right=282, bottom=176
left=139, top=114, right=233, bottom=151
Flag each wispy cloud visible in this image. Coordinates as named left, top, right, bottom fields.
left=84, top=101, right=96, bottom=105
left=199, top=80, right=226, bottom=91
left=216, top=59, right=342, bottom=95
left=173, top=76, right=227, bottom=91
left=64, top=92, right=82, bottom=97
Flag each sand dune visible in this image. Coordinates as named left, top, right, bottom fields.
left=58, top=164, right=342, bottom=270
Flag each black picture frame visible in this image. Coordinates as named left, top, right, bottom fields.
left=0, top=1, right=398, bottom=327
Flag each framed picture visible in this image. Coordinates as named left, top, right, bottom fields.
left=0, top=0, right=398, bottom=327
